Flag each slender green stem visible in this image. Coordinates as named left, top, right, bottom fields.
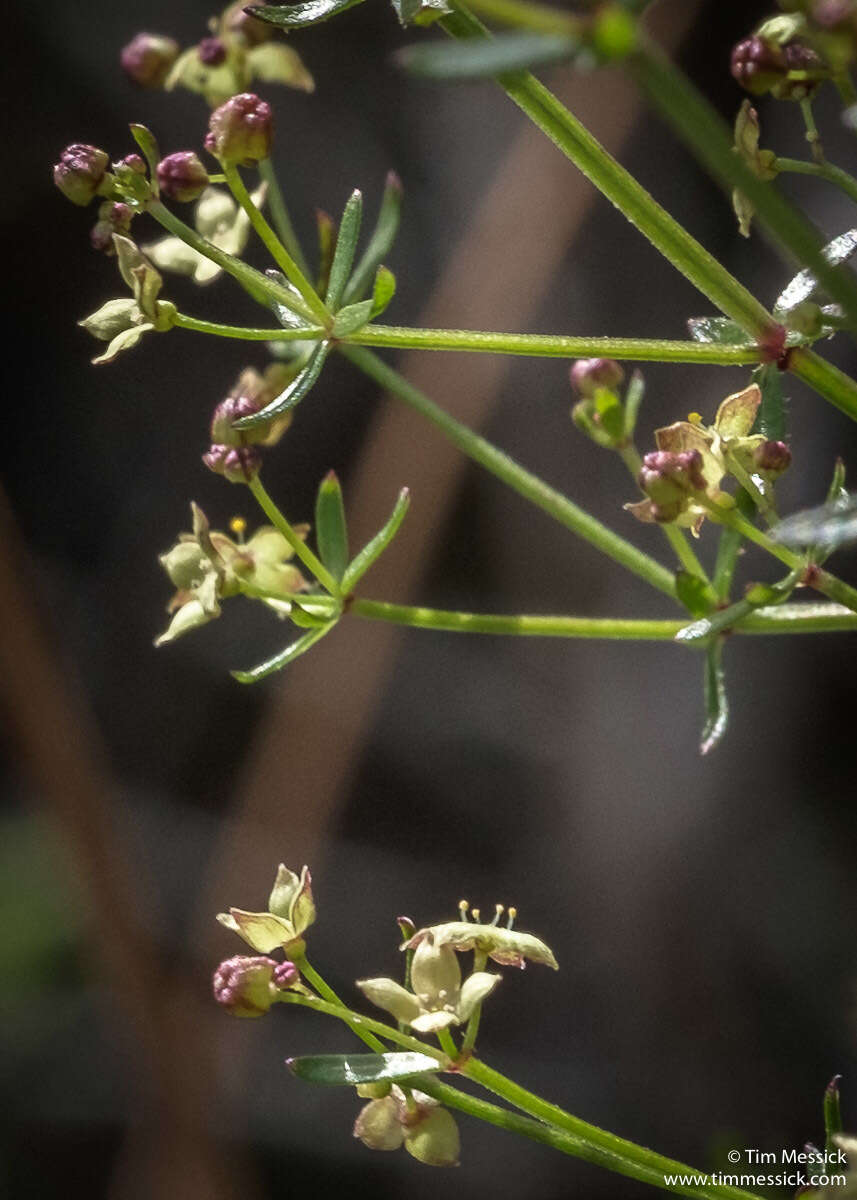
left=789, top=347, right=857, bottom=424
left=248, top=475, right=340, bottom=595
left=294, top=954, right=385, bottom=1052
left=775, top=157, right=857, bottom=207
left=712, top=525, right=743, bottom=604
left=437, top=1028, right=460, bottom=1060
left=342, top=345, right=678, bottom=599
left=277, top=991, right=449, bottom=1061
left=258, top=157, right=312, bottom=279
left=440, top=7, right=772, bottom=337
left=799, top=97, right=824, bottom=164
left=350, top=597, right=857, bottom=636
left=173, top=312, right=323, bottom=341
left=834, top=69, right=857, bottom=106
left=147, top=199, right=308, bottom=320
left=464, top=0, right=579, bottom=35
left=222, top=163, right=330, bottom=325
left=630, top=35, right=857, bottom=329
left=617, top=444, right=714, bottom=594
left=813, top=567, right=857, bottom=613
left=346, top=325, right=762, bottom=363
left=462, top=1058, right=763, bottom=1200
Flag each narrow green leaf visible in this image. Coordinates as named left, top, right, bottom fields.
left=824, top=1076, right=843, bottom=1156
left=326, top=190, right=363, bottom=311
left=674, top=571, right=711, bottom=619
left=700, top=639, right=728, bottom=756
left=397, top=32, right=579, bottom=80
left=290, top=595, right=341, bottom=628
left=623, top=370, right=644, bottom=439
left=234, top=341, right=331, bottom=428
left=231, top=622, right=334, bottom=683
left=343, top=171, right=404, bottom=305
left=370, top=266, right=397, bottom=317
left=250, top=0, right=367, bottom=28
left=391, top=0, right=451, bottom=27
left=751, top=363, right=786, bottom=441
left=287, top=1052, right=440, bottom=1086
left=265, top=269, right=313, bottom=331
left=315, top=471, right=349, bottom=582
left=686, top=316, right=751, bottom=345
left=341, top=488, right=410, bottom=593
left=129, top=124, right=161, bottom=186
left=332, top=299, right=373, bottom=338
left=316, top=209, right=336, bottom=297
left=773, top=229, right=857, bottom=315
left=677, top=598, right=755, bottom=648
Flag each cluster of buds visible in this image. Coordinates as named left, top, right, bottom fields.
left=156, top=504, right=309, bottom=645
left=731, top=14, right=827, bottom=100
left=121, top=2, right=313, bottom=109
left=354, top=1085, right=461, bottom=1167
left=569, top=357, right=639, bottom=449
left=203, top=363, right=295, bottom=483
left=626, top=384, right=792, bottom=530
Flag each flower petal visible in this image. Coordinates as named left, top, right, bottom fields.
left=223, top=908, right=298, bottom=953
left=408, top=922, right=558, bottom=970
left=357, top=978, right=423, bottom=1025
left=410, top=1009, right=460, bottom=1033
left=457, top=972, right=501, bottom=1022
left=714, top=384, right=761, bottom=440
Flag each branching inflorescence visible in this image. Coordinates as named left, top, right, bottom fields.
left=54, top=0, right=857, bottom=1185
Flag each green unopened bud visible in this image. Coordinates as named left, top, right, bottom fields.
left=404, top=1107, right=460, bottom=1167
left=205, top=93, right=273, bottom=165
left=354, top=1096, right=405, bottom=1151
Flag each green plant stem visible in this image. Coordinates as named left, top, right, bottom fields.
left=789, top=347, right=857, bottom=424
left=258, top=156, right=311, bottom=278
left=799, top=97, right=824, bottom=163
left=147, top=199, right=309, bottom=321
left=464, top=0, right=580, bottom=35
left=712, top=525, right=743, bottom=604
left=346, top=325, right=762, bottom=363
left=173, top=313, right=323, bottom=341
left=617, top=444, right=714, bottom=594
left=630, top=35, right=857, bottom=329
left=248, top=475, right=340, bottom=595
left=437, top=1028, right=460, bottom=1060
left=222, top=163, right=330, bottom=325
left=293, top=954, right=386, bottom=1052
left=461, top=1058, right=762, bottom=1200
left=277, top=991, right=450, bottom=1061
left=775, top=156, right=857, bottom=206
left=342, top=345, right=678, bottom=599
left=440, top=7, right=772, bottom=338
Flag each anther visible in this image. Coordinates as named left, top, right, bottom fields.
left=507, top=906, right=517, bottom=930
left=490, top=903, right=504, bottom=927
left=229, top=516, right=247, bottom=541
left=458, top=899, right=469, bottom=922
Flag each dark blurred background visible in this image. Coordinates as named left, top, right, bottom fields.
left=3, top=0, right=857, bottom=1197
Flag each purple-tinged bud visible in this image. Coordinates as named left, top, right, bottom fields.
left=119, top=153, right=147, bottom=175
left=211, top=395, right=262, bottom=445
left=203, top=443, right=262, bottom=483
left=90, top=202, right=134, bottom=253
left=224, top=1, right=276, bottom=45
left=753, top=439, right=792, bottom=474
left=121, top=33, right=180, bottom=88
left=53, top=144, right=110, bottom=206
left=639, top=449, right=706, bottom=522
left=157, top=152, right=210, bottom=203
left=211, top=367, right=294, bottom=448
left=273, top=960, right=299, bottom=989
left=569, top=357, right=625, bottom=398
left=811, top=0, right=856, bottom=30
left=198, top=36, right=228, bottom=66
left=213, top=954, right=280, bottom=1017
left=205, top=93, right=273, bottom=165
left=731, top=35, right=788, bottom=94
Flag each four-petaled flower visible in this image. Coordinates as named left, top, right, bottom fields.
left=404, top=920, right=559, bottom=970
left=79, top=235, right=176, bottom=363
left=156, top=502, right=308, bottom=645
left=143, top=184, right=267, bottom=284
left=358, top=929, right=501, bottom=1033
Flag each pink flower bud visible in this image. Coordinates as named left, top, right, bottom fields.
left=157, top=152, right=210, bottom=203
left=731, top=36, right=788, bottom=96
left=198, top=36, right=228, bottom=67
left=213, top=955, right=280, bottom=1017
left=53, top=144, right=110, bottom=207
left=569, top=357, right=624, bottom=397
left=753, top=439, right=792, bottom=475
left=90, top=202, right=134, bottom=253
left=224, top=2, right=276, bottom=45
left=639, top=450, right=706, bottom=522
left=203, top=444, right=262, bottom=484
left=120, top=32, right=180, bottom=88
left=119, top=154, right=147, bottom=175
left=205, top=93, right=273, bottom=166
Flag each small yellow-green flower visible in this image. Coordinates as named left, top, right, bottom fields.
left=217, top=863, right=315, bottom=953
left=354, top=1086, right=460, bottom=1167
left=358, top=930, right=501, bottom=1033
left=405, top=919, right=558, bottom=971
left=79, top=235, right=176, bottom=363
left=144, top=184, right=266, bottom=284
left=156, top=503, right=308, bottom=645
